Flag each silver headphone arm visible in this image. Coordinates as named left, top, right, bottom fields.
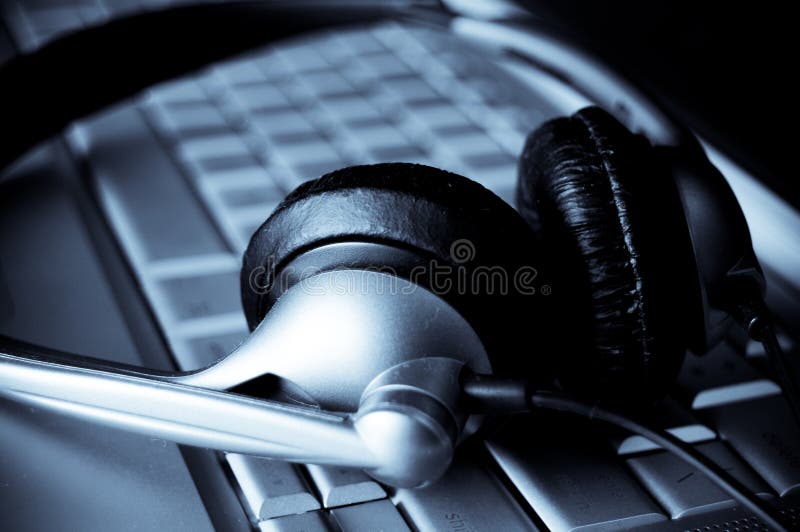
left=0, top=351, right=368, bottom=466
left=0, top=349, right=465, bottom=488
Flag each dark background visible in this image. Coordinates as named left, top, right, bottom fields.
left=528, top=0, right=797, bottom=207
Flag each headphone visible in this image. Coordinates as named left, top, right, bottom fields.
left=0, top=2, right=793, bottom=529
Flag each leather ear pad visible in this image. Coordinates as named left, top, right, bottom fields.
left=517, top=107, right=695, bottom=401
left=241, top=163, right=557, bottom=382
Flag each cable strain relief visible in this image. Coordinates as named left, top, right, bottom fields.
left=731, top=297, right=771, bottom=341
left=460, top=371, right=532, bottom=414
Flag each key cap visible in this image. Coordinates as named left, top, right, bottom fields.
left=335, top=30, right=386, bottom=54
left=217, top=60, right=268, bottom=86
left=703, top=394, right=800, bottom=496
left=384, top=77, right=440, bottom=104
left=321, top=95, right=382, bottom=123
left=193, top=164, right=274, bottom=191
left=151, top=80, right=208, bottom=105
left=305, top=465, right=385, bottom=508
left=675, top=341, right=780, bottom=409
left=348, top=123, right=410, bottom=152
left=232, top=84, right=291, bottom=112
left=359, top=53, right=410, bottom=78
left=331, top=499, right=410, bottom=532
left=155, top=103, right=228, bottom=137
left=279, top=139, right=341, bottom=167
left=157, top=271, right=241, bottom=322
left=26, top=7, right=82, bottom=39
left=371, top=145, right=427, bottom=162
left=609, top=399, right=716, bottom=455
left=446, top=129, right=503, bottom=155
left=627, top=440, right=773, bottom=518
left=293, top=160, right=350, bottom=183
left=85, top=107, right=229, bottom=262
left=393, top=452, right=537, bottom=532
left=277, top=44, right=331, bottom=73
left=301, top=72, right=353, bottom=98
left=259, top=511, right=333, bottom=532
left=416, top=103, right=475, bottom=132
left=221, top=184, right=284, bottom=209
left=251, top=109, right=317, bottom=139
left=463, top=150, right=515, bottom=170
left=226, top=454, right=320, bottom=520
left=180, top=134, right=252, bottom=163
left=487, top=418, right=666, bottom=531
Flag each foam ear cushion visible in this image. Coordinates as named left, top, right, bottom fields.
left=517, top=107, right=694, bottom=402
left=242, top=163, right=557, bottom=381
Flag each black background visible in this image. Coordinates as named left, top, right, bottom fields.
left=528, top=0, right=797, bottom=207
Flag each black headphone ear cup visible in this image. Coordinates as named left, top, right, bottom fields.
left=517, top=107, right=695, bottom=401
left=242, top=163, right=557, bottom=384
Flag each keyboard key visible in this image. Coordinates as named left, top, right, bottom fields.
left=627, top=440, right=773, bottom=518
left=487, top=418, right=666, bottom=531
left=301, top=72, right=353, bottom=98
left=278, top=44, right=331, bottom=73
left=194, top=164, right=273, bottom=189
left=306, top=465, right=385, bottom=508
left=293, top=160, right=349, bottom=182
left=26, top=6, right=82, bottom=39
left=393, top=453, right=537, bottom=532
left=321, top=95, right=382, bottom=123
left=157, top=103, right=228, bottom=136
left=157, top=271, right=240, bottom=322
left=217, top=60, right=268, bottom=86
left=348, top=123, right=410, bottom=152
left=252, top=109, right=317, bottom=139
left=336, top=30, right=385, bottom=54
left=360, top=53, right=410, bottom=78
left=232, top=84, right=291, bottom=112
left=416, top=103, right=474, bottom=131
left=384, top=76, right=440, bottom=104
left=332, top=500, right=410, bottom=532
left=221, top=183, right=284, bottom=209
left=259, top=511, right=333, bottom=532
left=280, top=140, right=341, bottom=167
left=370, top=145, right=427, bottom=162
left=675, top=341, right=781, bottom=409
left=609, top=399, right=716, bottom=455
left=226, top=454, right=320, bottom=520
left=151, top=80, right=208, bottom=105
left=703, top=395, right=800, bottom=496
left=86, top=107, right=228, bottom=261
left=180, top=134, right=252, bottom=162
left=463, top=150, right=515, bottom=170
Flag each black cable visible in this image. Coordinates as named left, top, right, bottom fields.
left=462, top=376, right=788, bottom=531
left=529, top=391, right=787, bottom=531
left=749, top=317, right=800, bottom=429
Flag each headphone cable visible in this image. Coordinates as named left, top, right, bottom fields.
left=736, top=301, right=800, bottom=429
left=462, top=375, right=788, bottom=532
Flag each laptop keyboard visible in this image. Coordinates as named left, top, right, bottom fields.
left=6, top=1, right=800, bottom=530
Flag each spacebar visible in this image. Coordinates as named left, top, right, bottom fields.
left=77, top=105, right=229, bottom=264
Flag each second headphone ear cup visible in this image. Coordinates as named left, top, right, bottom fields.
left=517, top=107, right=695, bottom=402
